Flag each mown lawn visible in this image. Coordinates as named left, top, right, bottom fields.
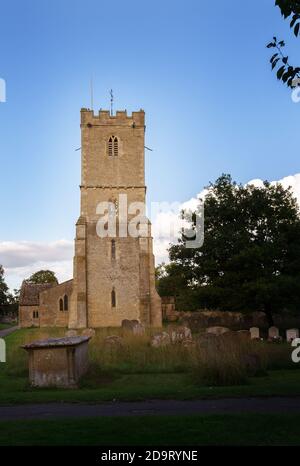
left=0, top=327, right=300, bottom=404
left=1, top=413, right=300, bottom=445
left=0, top=323, right=14, bottom=330
left=1, top=369, right=300, bottom=404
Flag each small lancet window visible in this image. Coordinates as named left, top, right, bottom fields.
left=59, top=298, right=63, bottom=311
left=111, top=239, right=116, bottom=260
left=111, top=288, right=116, bottom=308
left=64, top=295, right=69, bottom=311
left=113, top=137, right=118, bottom=156
left=108, top=136, right=118, bottom=157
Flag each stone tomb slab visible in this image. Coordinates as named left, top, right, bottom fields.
left=22, top=336, right=90, bottom=388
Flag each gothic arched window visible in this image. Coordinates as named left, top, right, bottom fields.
left=108, top=136, right=118, bottom=157
left=111, top=239, right=116, bottom=260
left=111, top=288, right=116, bottom=308
left=59, top=298, right=63, bottom=312
left=64, top=295, right=69, bottom=312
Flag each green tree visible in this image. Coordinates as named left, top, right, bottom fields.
left=0, top=265, right=10, bottom=306
left=267, top=1, right=300, bottom=87
left=27, top=270, right=58, bottom=285
left=160, top=174, right=300, bottom=325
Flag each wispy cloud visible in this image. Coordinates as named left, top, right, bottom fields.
left=0, top=240, right=73, bottom=290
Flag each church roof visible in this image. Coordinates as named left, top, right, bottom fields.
left=19, top=281, right=55, bottom=306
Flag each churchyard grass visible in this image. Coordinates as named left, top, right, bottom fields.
left=0, top=327, right=299, bottom=404
left=1, top=413, right=300, bottom=445
left=0, top=323, right=14, bottom=330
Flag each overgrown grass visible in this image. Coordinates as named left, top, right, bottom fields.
left=0, top=327, right=299, bottom=403
left=4, top=327, right=66, bottom=377
left=89, top=329, right=191, bottom=374
left=3, top=327, right=297, bottom=379
left=193, top=335, right=270, bottom=386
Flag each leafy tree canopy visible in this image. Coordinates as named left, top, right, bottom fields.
left=157, top=174, right=300, bottom=325
left=0, top=265, right=10, bottom=306
left=268, top=1, right=300, bottom=87
left=27, top=270, right=58, bottom=285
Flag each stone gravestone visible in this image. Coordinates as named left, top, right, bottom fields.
left=82, top=328, right=96, bottom=338
left=150, top=332, right=171, bottom=348
left=286, top=328, right=299, bottom=342
left=206, top=326, right=230, bottom=336
left=0, top=338, right=6, bottom=362
left=104, top=335, right=124, bottom=348
left=250, top=327, right=260, bottom=340
left=65, top=329, right=77, bottom=337
left=268, top=326, right=279, bottom=339
left=122, top=319, right=145, bottom=336
left=168, top=326, right=192, bottom=344
left=132, top=323, right=145, bottom=336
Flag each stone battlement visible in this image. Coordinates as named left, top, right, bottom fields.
left=80, top=108, right=145, bottom=126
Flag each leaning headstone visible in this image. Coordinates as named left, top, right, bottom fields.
left=65, top=329, right=77, bottom=337
left=168, top=326, right=192, bottom=344
left=150, top=332, right=171, bottom=348
left=268, top=326, right=279, bottom=339
left=182, top=338, right=195, bottom=348
left=250, top=327, right=260, bottom=340
left=104, top=335, right=124, bottom=348
left=122, top=319, right=145, bottom=336
left=122, top=319, right=135, bottom=331
left=206, top=326, right=230, bottom=336
left=122, top=319, right=137, bottom=330
left=132, top=323, right=145, bottom=336
left=286, top=328, right=299, bottom=342
left=82, top=328, right=96, bottom=339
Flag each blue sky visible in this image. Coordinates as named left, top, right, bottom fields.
left=1, top=0, right=300, bottom=289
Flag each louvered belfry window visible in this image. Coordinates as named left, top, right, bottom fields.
left=108, top=136, right=118, bottom=157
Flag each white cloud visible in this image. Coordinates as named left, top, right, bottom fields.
left=2, top=174, right=300, bottom=291
left=0, top=240, right=73, bottom=290
left=153, top=174, right=300, bottom=265
left=247, top=173, right=300, bottom=202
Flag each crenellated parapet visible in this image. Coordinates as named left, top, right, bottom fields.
left=80, top=108, right=145, bottom=127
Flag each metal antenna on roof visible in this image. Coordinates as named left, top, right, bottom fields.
left=110, top=89, right=113, bottom=116
left=90, top=77, right=94, bottom=111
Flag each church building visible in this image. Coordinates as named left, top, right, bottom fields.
left=19, top=108, right=162, bottom=328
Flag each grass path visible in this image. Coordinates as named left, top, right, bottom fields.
left=1, top=396, right=300, bottom=420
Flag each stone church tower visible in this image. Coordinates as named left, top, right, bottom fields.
left=68, top=108, right=162, bottom=328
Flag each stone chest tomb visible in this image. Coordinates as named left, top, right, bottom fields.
left=22, top=336, right=90, bottom=388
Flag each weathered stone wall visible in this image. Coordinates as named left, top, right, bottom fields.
left=19, top=305, right=40, bottom=328
left=161, top=296, right=176, bottom=321
left=163, top=306, right=300, bottom=331
left=71, top=109, right=162, bottom=328
left=164, top=309, right=270, bottom=331
left=39, top=280, right=73, bottom=327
